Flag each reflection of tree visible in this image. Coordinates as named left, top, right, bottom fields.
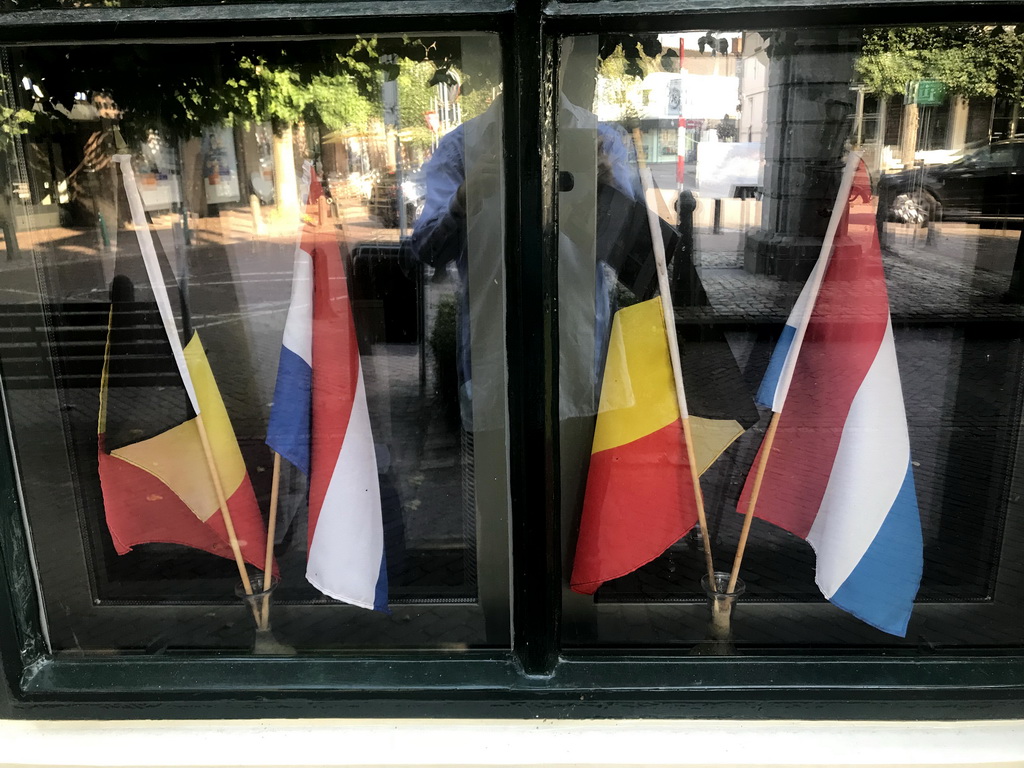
left=599, top=47, right=639, bottom=129
left=857, top=26, right=1024, bottom=103
left=717, top=114, right=737, bottom=142
left=0, top=76, right=36, bottom=260
left=14, top=37, right=474, bottom=214
left=597, top=43, right=661, bottom=130
left=855, top=26, right=1024, bottom=165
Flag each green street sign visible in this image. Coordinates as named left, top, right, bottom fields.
left=915, top=79, right=947, bottom=107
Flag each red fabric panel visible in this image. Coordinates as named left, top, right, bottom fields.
left=738, top=163, right=889, bottom=538
left=571, top=419, right=697, bottom=594
left=205, top=475, right=278, bottom=576
left=307, top=176, right=359, bottom=549
left=98, top=437, right=272, bottom=573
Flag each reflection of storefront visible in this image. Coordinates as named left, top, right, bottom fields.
left=136, top=131, right=181, bottom=212
left=637, top=118, right=703, bottom=162
left=201, top=125, right=241, bottom=205
left=853, top=87, right=1023, bottom=171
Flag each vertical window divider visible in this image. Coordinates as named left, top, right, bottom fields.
left=507, top=0, right=561, bottom=678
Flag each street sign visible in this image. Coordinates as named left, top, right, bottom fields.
left=914, top=79, right=947, bottom=107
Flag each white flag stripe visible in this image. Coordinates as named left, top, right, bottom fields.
left=114, top=154, right=200, bottom=414
left=284, top=161, right=315, bottom=365
left=281, top=251, right=314, bottom=366
left=773, top=152, right=861, bottom=412
left=807, top=319, right=912, bottom=597
left=305, top=366, right=384, bottom=609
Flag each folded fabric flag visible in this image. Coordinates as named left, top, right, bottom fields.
left=99, top=156, right=270, bottom=573
left=571, top=297, right=751, bottom=594
left=739, top=156, right=922, bottom=637
left=267, top=166, right=387, bottom=612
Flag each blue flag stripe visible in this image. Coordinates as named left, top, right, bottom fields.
left=756, top=323, right=795, bottom=409
left=266, top=345, right=312, bottom=475
left=374, top=549, right=390, bottom=613
left=828, top=461, right=923, bottom=637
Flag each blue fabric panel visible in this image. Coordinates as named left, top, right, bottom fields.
left=266, top=345, right=312, bottom=475
left=829, top=462, right=923, bottom=637
left=757, top=324, right=796, bottom=409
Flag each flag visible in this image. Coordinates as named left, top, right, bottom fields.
left=570, top=297, right=750, bottom=594
left=98, top=157, right=270, bottom=573
left=267, top=169, right=387, bottom=612
left=98, top=322, right=270, bottom=571
left=739, top=156, right=922, bottom=637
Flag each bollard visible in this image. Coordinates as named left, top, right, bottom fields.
left=250, top=194, right=267, bottom=237
left=673, top=189, right=700, bottom=305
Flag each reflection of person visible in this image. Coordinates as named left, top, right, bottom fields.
left=411, top=97, right=503, bottom=429
left=412, top=92, right=660, bottom=426
left=413, top=96, right=640, bottom=269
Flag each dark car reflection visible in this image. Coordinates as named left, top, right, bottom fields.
left=878, top=139, right=1024, bottom=226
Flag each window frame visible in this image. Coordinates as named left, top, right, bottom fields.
left=1, top=0, right=1024, bottom=720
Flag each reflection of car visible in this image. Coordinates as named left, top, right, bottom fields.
left=878, top=140, right=1024, bottom=226
left=369, top=170, right=425, bottom=228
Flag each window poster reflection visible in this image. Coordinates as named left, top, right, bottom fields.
left=0, top=35, right=510, bottom=652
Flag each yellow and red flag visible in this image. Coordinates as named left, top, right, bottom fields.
left=97, top=321, right=269, bottom=570
left=96, top=155, right=271, bottom=573
left=570, top=298, right=746, bottom=594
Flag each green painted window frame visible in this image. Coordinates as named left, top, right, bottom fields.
left=1, top=0, right=1024, bottom=720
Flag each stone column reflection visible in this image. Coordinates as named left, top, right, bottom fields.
left=744, top=29, right=859, bottom=280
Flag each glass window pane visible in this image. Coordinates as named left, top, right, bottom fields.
left=558, top=27, right=1024, bottom=649
left=0, top=34, right=510, bottom=652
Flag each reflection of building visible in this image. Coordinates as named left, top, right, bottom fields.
left=853, top=88, right=1020, bottom=171
left=737, top=32, right=770, bottom=145
left=739, top=30, right=1024, bottom=176
left=595, top=32, right=742, bottom=164
left=742, top=29, right=859, bottom=279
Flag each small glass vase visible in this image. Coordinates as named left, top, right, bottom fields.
left=235, top=574, right=295, bottom=656
left=689, top=571, right=745, bottom=656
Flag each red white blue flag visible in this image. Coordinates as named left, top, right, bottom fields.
left=267, top=167, right=388, bottom=612
left=742, top=156, right=922, bottom=637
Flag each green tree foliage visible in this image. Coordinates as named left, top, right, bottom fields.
left=15, top=39, right=382, bottom=141
left=396, top=59, right=437, bottom=153
left=213, top=41, right=379, bottom=137
left=857, top=26, right=1024, bottom=103
left=0, top=79, right=35, bottom=151
left=598, top=43, right=651, bottom=130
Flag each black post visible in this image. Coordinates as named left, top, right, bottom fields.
left=673, top=189, right=697, bottom=303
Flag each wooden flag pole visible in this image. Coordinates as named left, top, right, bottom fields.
left=727, top=153, right=863, bottom=593
left=727, top=411, right=780, bottom=594
left=260, top=452, right=282, bottom=630
left=115, top=155, right=255, bottom=602
left=631, top=129, right=717, bottom=590
left=194, top=413, right=254, bottom=597
left=255, top=162, right=314, bottom=629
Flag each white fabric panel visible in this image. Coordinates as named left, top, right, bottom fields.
left=281, top=250, right=313, bottom=366
left=807, top=320, right=911, bottom=597
left=305, top=367, right=383, bottom=609
left=115, top=155, right=200, bottom=414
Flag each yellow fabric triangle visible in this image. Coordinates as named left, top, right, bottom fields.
left=591, top=298, right=745, bottom=476
left=592, top=298, right=679, bottom=454
left=107, top=332, right=247, bottom=523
